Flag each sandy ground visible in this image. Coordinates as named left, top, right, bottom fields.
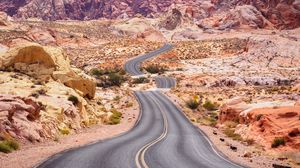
left=165, top=91, right=295, bottom=168
left=0, top=101, right=139, bottom=168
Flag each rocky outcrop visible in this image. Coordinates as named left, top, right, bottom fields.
left=0, top=0, right=174, bottom=20
left=219, top=97, right=250, bottom=124
left=212, top=0, right=300, bottom=29
left=160, top=9, right=183, bottom=30
left=0, top=94, right=43, bottom=141
left=219, top=5, right=271, bottom=30
left=0, top=43, right=96, bottom=98
left=0, top=0, right=299, bottom=29
left=219, top=98, right=300, bottom=151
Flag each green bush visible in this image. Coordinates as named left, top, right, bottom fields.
left=68, top=95, right=79, bottom=105
left=91, top=68, right=127, bottom=87
left=224, top=128, right=242, bottom=141
left=107, top=109, right=122, bottom=125
left=0, top=139, right=20, bottom=153
left=91, top=69, right=104, bottom=77
left=108, top=73, right=124, bottom=86
left=272, top=137, right=285, bottom=148
left=144, top=65, right=166, bottom=74
left=59, top=127, right=70, bottom=135
left=132, top=77, right=150, bottom=84
left=186, top=99, right=200, bottom=110
left=203, top=100, right=219, bottom=111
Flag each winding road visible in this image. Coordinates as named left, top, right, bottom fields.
left=36, top=44, right=243, bottom=168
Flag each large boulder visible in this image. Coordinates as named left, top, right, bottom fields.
left=0, top=43, right=96, bottom=98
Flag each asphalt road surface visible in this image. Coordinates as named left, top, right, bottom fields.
left=155, top=76, right=176, bottom=88
left=124, top=44, right=173, bottom=76
left=36, top=45, right=243, bottom=168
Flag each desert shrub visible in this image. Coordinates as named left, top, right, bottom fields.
left=244, top=138, right=255, bottom=145
left=224, top=128, right=242, bottom=141
left=144, top=65, right=166, bottom=74
left=271, top=137, right=285, bottom=148
left=113, top=96, right=121, bottom=102
left=91, top=68, right=104, bottom=77
left=0, top=139, right=20, bottom=153
left=126, top=102, right=134, bottom=108
left=132, top=77, right=150, bottom=84
left=224, top=121, right=239, bottom=128
left=0, top=142, right=13, bottom=153
left=108, top=73, right=124, bottom=86
left=91, top=68, right=127, bottom=87
left=68, top=95, right=79, bottom=105
left=107, top=109, right=122, bottom=125
left=186, top=99, right=200, bottom=110
left=203, top=100, right=219, bottom=111
left=59, top=127, right=70, bottom=135
left=198, top=116, right=218, bottom=127
left=37, top=89, right=47, bottom=95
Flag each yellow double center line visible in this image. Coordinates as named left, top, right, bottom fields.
left=135, top=93, right=168, bottom=168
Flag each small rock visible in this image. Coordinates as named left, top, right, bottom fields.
left=243, top=151, right=252, bottom=158
left=220, top=138, right=225, bottom=142
left=230, top=145, right=237, bottom=151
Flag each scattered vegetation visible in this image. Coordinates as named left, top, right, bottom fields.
left=106, top=109, right=122, bottom=125
left=271, top=137, right=285, bottom=148
left=59, top=127, right=70, bottom=135
left=0, top=134, right=20, bottom=153
left=203, top=100, right=219, bottom=111
left=68, top=95, right=79, bottom=105
left=198, top=115, right=218, bottom=127
left=224, top=121, right=239, bottom=128
left=224, top=128, right=242, bottom=141
left=144, top=65, right=167, bottom=74
left=91, top=68, right=127, bottom=87
left=30, top=88, right=47, bottom=98
left=126, top=102, right=134, bottom=108
left=132, top=77, right=150, bottom=84
left=243, top=138, right=255, bottom=145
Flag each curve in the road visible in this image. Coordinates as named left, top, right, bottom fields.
left=124, top=44, right=173, bottom=76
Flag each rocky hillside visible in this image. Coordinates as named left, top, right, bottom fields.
left=1, top=0, right=299, bottom=29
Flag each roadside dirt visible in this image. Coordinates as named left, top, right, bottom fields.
left=0, top=101, right=139, bottom=168
left=165, top=91, right=295, bottom=168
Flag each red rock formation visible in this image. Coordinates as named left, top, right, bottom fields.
left=0, top=0, right=299, bottom=29
left=0, top=94, right=43, bottom=141
left=219, top=98, right=300, bottom=151
left=211, top=0, right=300, bottom=29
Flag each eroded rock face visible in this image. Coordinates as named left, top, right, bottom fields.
left=160, top=8, right=183, bottom=30
left=219, top=98, right=300, bottom=151
left=1, top=0, right=174, bottom=20
left=0, top=43, right=96, bottom=98
left=0, top=0, right=299, bottom=29
left=0, top=94, right=43, bottom=141
left=220, top=5, right=270, bottom=30
left=212, top=0, right=300, bottom=29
